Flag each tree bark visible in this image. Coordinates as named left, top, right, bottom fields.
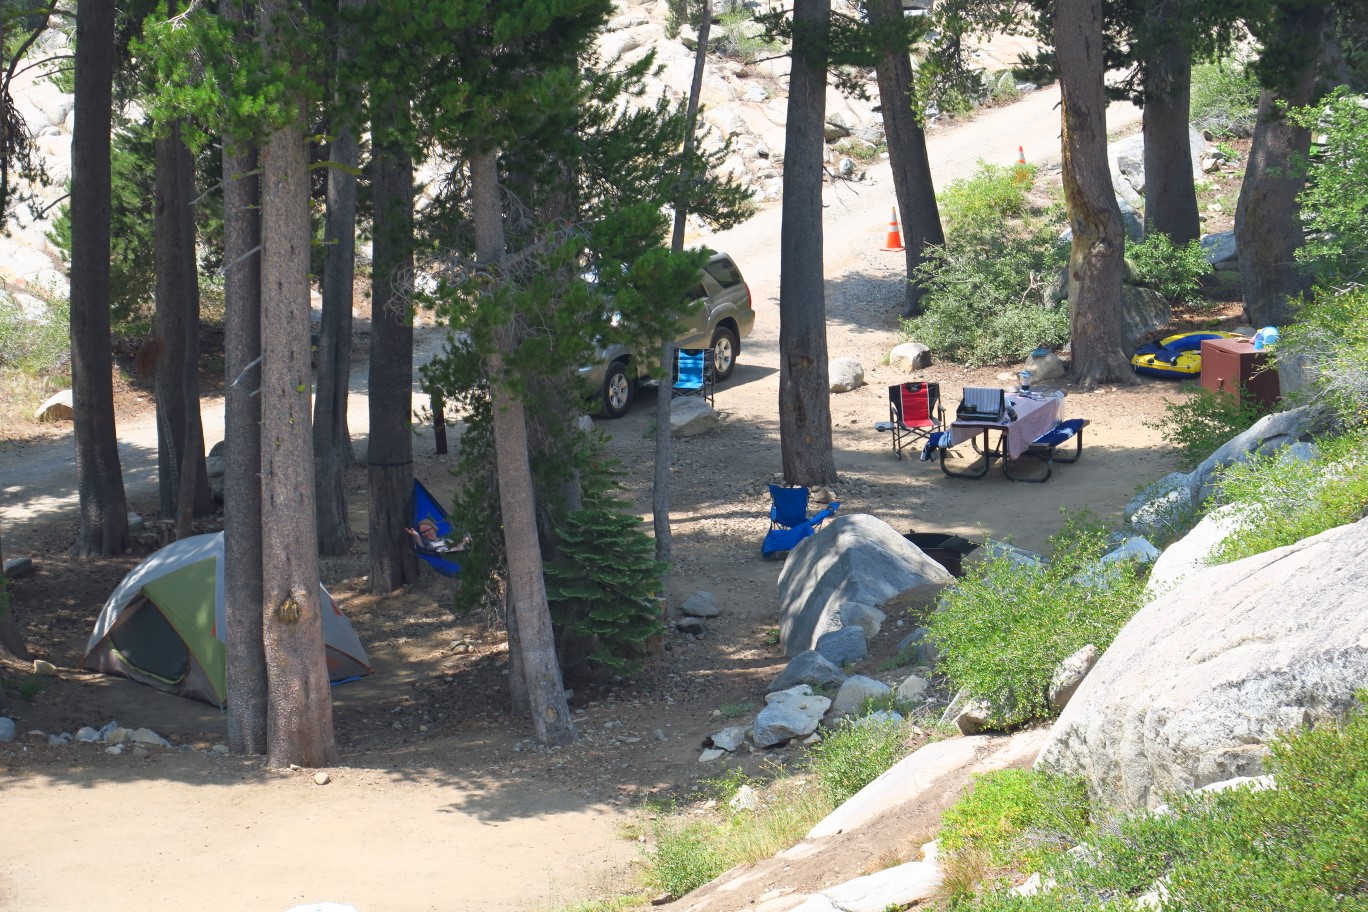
left=1055, top=0, right=1135, bottom=389
left=259, top=0, right=336, bottom=769
left=471, top=148, right=577, bottom=746
left=313, top=0, right=364, bottom=558
left=222, top=0, right=267, bottom=756
left=657, top=0, right=712, bottom=579
left=1235, top=4, right=1325, bottom=327
left=778, top=0, right=838, bottom=487
left=153, top=122, right=212, bottom=525
left=366, top=122, right=417, bottom=594
left=1, top=523, right=26, bottom=659
left=868, top=0, right=943, bottom=317
left=69, top=0, right=129, bottom=559
left=1141, top=3, right=1199, bottom=246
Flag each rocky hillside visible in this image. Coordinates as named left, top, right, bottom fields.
left=3, top=28, right=72, bottom=315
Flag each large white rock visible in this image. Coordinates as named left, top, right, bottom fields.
left=754, top=686, right=832, bottom=747
left=1188, top=407, right=1323, bottom=504
left=1023, top=349, right=1067, bottom=382
left=888, top=342, right=931, bottom=372
left=1036, top=515, right=1368, bottom=810
left=808, top=728, right=1050, bottom=839
left=671, top=397, right=721, bottom=436
left=1119, top=285, right=1171, bottom=354
left=787, top=861, right=943, bottom=912
left=778, top=514, right=953, bottom=657
left=828, top=357, right=865, bottom=393
left=1144, top=503, right=1251, bottom=598
left=829, top=675, right=891, bottom=718
left=1125, top=472, right=1194, bottom=540
left=34, top=389, right=74, bottom=421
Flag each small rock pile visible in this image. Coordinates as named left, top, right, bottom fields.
left=0, top=717, right=229, bottom=757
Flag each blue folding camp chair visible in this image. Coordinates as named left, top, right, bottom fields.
left=412, top=479, right=462, bottom=576
left=761, top=485, right=841, bottom=558
left=672, top=348, right=715, bottom=406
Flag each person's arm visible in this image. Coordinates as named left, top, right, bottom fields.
left=407, top=528, right=434, bottom=552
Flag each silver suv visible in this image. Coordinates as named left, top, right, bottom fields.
left=580, top=252, right=755, bottom=418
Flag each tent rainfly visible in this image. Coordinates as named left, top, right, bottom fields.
left=83, top=533, right=370, bottom=707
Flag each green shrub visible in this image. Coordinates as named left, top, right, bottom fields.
left=1291, top=88, right=1368, bottom=288
left=0, top=293, right=70, bottom=377
left=645, top=817, right=732, bottom=898
left=711, top=7, right=780, bottom=63
left=926, top=514, right=1147, bottom=729
left=901, top=164, right=1069, bottom=367
left=1146, top=384, right=1272, bottom=471
left=1209, top=426, right=1368, bottom=564
left=17, top=673, right=45, bottom=701
left=807, top=717, right=909, bottom=806
left=939, top=769, right=1090, bottom=874
left=950, top=697, right=1368, bottom=912
left=1189, top=57, right=1259, bottom=138
left=544, top=494, right=666, bottom=676
left=642, top=776, right=831, bottom=899
left=1160, top=694, right=1368, bottom=910
left=702, top=766, right=753, bottom=805
left=1125, top=232, right=1210, bottom=307
left=1276, top=286, right=1368, bottom=421
left=937, top=162, right=1038, bottom=238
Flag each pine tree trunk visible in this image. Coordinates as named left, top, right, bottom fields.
left=1141, top=7, right=1199, bottom=246
left=1235, top=4, right=1325, bottom=327
left=222, top=72, right=267, bottom=754
left=471, top=148, right=577, bottom=746
left=868, top=0, right=943, bottom=318
left=313, top=0, right=364, bottom=558
left=69, top=0, right=129, bottom=559
left=778, top=0, right=837, bottom=487
left=1, top=523, right=26, bottom=659
left=1055, top=0, right=1135, bottom=389
left=153, top=125, right=212, bottom=524
left=259, top=0, right=336, bottom=769
left=366, top=122, right=417, bottom=594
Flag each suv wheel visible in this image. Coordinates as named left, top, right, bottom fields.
left=710, top=326, right=739, bottom=381
left=601, top=361, right=634, bottom=418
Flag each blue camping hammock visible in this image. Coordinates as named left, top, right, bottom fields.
left=412, top=479, right=462, bottom=576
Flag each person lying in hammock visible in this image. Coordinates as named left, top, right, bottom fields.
left=405, top=519, right=470, bottom=554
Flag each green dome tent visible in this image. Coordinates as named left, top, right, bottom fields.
left=83, top=533, right=370, bottom=706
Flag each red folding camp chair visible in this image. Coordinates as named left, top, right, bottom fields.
left=876, top=382, right=945, bottom=460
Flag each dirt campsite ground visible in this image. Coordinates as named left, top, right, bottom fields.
left=0, top=86, right=1246, bottom=912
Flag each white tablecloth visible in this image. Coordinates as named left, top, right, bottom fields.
left=949, top=394, right=1061, bottom=460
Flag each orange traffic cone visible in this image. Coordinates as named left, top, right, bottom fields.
left=1014, top=145, right=1029, bottom=182
left=882, top=207, right=905, bottom=251
left=1017, top=145, right=1026, bottom=165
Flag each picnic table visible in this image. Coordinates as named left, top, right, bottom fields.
left=941, top=392, right=1063, bottom=480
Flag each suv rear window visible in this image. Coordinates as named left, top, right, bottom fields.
left=703, top=257, right=744, bottom=288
